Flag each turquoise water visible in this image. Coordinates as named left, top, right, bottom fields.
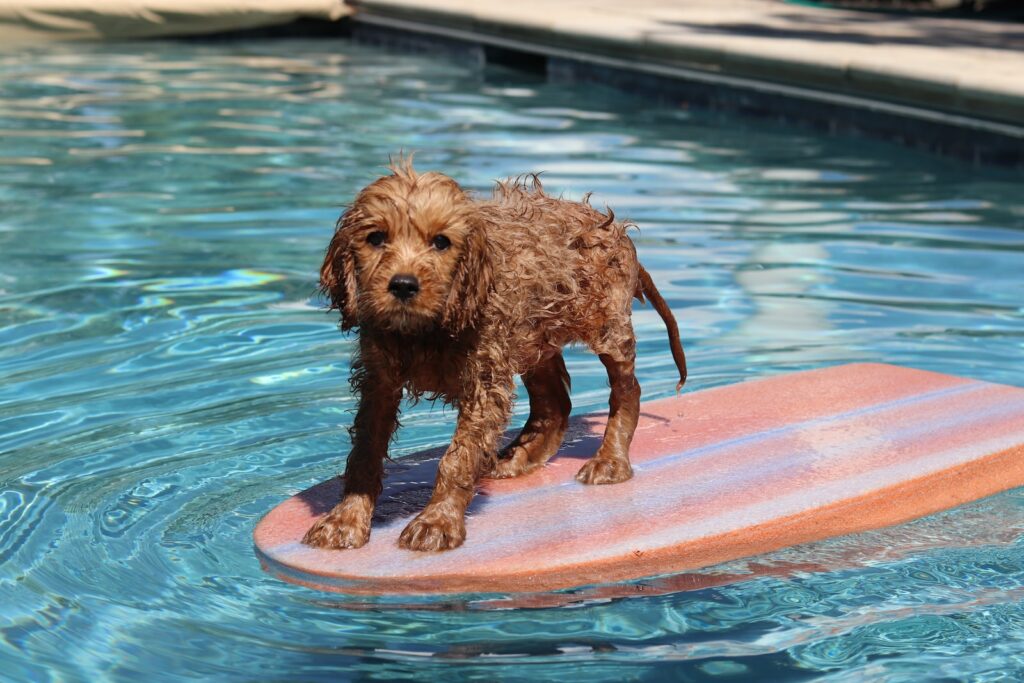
left=1, top=38, right=1023, bottom=681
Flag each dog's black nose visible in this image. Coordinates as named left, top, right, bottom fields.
left=388, top=274, right=420, bottom=301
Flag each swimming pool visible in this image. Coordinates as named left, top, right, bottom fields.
left=1, top=37, right=1023, bottom=681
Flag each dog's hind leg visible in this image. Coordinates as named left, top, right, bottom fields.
left=490, top=352, right=571, bottom=479
left=576, top=336, right=639, bottom=485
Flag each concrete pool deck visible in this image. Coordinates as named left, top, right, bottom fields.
left=349, top=0, right=1024, bottom=128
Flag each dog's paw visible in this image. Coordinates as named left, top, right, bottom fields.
left=302, top=504, right=371, bottom=550
left=575, top=458, right=633, bottom=485
left=486, top=449, right=536, bottom=479
left=398, top=509, right=466, bottom=551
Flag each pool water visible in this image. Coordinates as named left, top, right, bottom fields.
left=1, top=37, right=1023, bottom=681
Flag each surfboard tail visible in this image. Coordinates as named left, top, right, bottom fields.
left=637, top=265, right=687, bottom=391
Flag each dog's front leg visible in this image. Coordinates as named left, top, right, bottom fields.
left=303, top=374, right=402, bottom=549
left=399, top=368, right=513, bottom=552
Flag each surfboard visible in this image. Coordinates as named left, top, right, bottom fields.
left=254, top=363, right=1024, bottom=596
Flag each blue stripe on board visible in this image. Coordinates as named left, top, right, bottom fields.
left=638, top=380, right=1004, bottom=474
left=621, top=396, right=1024, bottom=533
left=467, top=380, right=995, bottom=510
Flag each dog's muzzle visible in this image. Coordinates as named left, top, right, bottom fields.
left=388, top=274, right=420, bottom=302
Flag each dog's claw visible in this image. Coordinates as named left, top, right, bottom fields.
left=398, top=510, right=465, bottom=551
left=302, top=506, right=371, bottom=549
left=576, top=458, right=633, bottom=485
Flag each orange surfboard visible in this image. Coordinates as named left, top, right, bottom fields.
left=254, top=363, right=1024, bottom=596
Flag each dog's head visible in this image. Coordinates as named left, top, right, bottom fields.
left=321, top=159, right=493, bottom=336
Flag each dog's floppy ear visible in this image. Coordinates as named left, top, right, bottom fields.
left=442, top=216, right=493, bottom=336
left=320, top=209, right=361, bottom=331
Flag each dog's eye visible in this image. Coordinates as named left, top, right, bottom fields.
left=366, top=231, right=386, bottom=247
left=432, top=234, right=451, bottom=251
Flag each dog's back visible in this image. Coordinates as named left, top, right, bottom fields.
left=478, top=176, right=640, bottom=370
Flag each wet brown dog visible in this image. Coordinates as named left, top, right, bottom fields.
left=303, top=159, right=687, bottom=552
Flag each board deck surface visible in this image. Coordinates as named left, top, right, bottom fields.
left=254, top=363, right=1024, bottom=595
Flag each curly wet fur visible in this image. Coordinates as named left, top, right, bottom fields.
left=303, top=158, right=686, bottom=552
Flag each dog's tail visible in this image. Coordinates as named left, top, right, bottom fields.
left=636, top=265, right=687, bottom=391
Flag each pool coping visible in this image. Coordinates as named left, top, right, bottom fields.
left=343, top=1, right=1024, bottom=168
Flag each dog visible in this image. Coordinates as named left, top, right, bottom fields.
left=303, top=158, right=687, bottom=552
